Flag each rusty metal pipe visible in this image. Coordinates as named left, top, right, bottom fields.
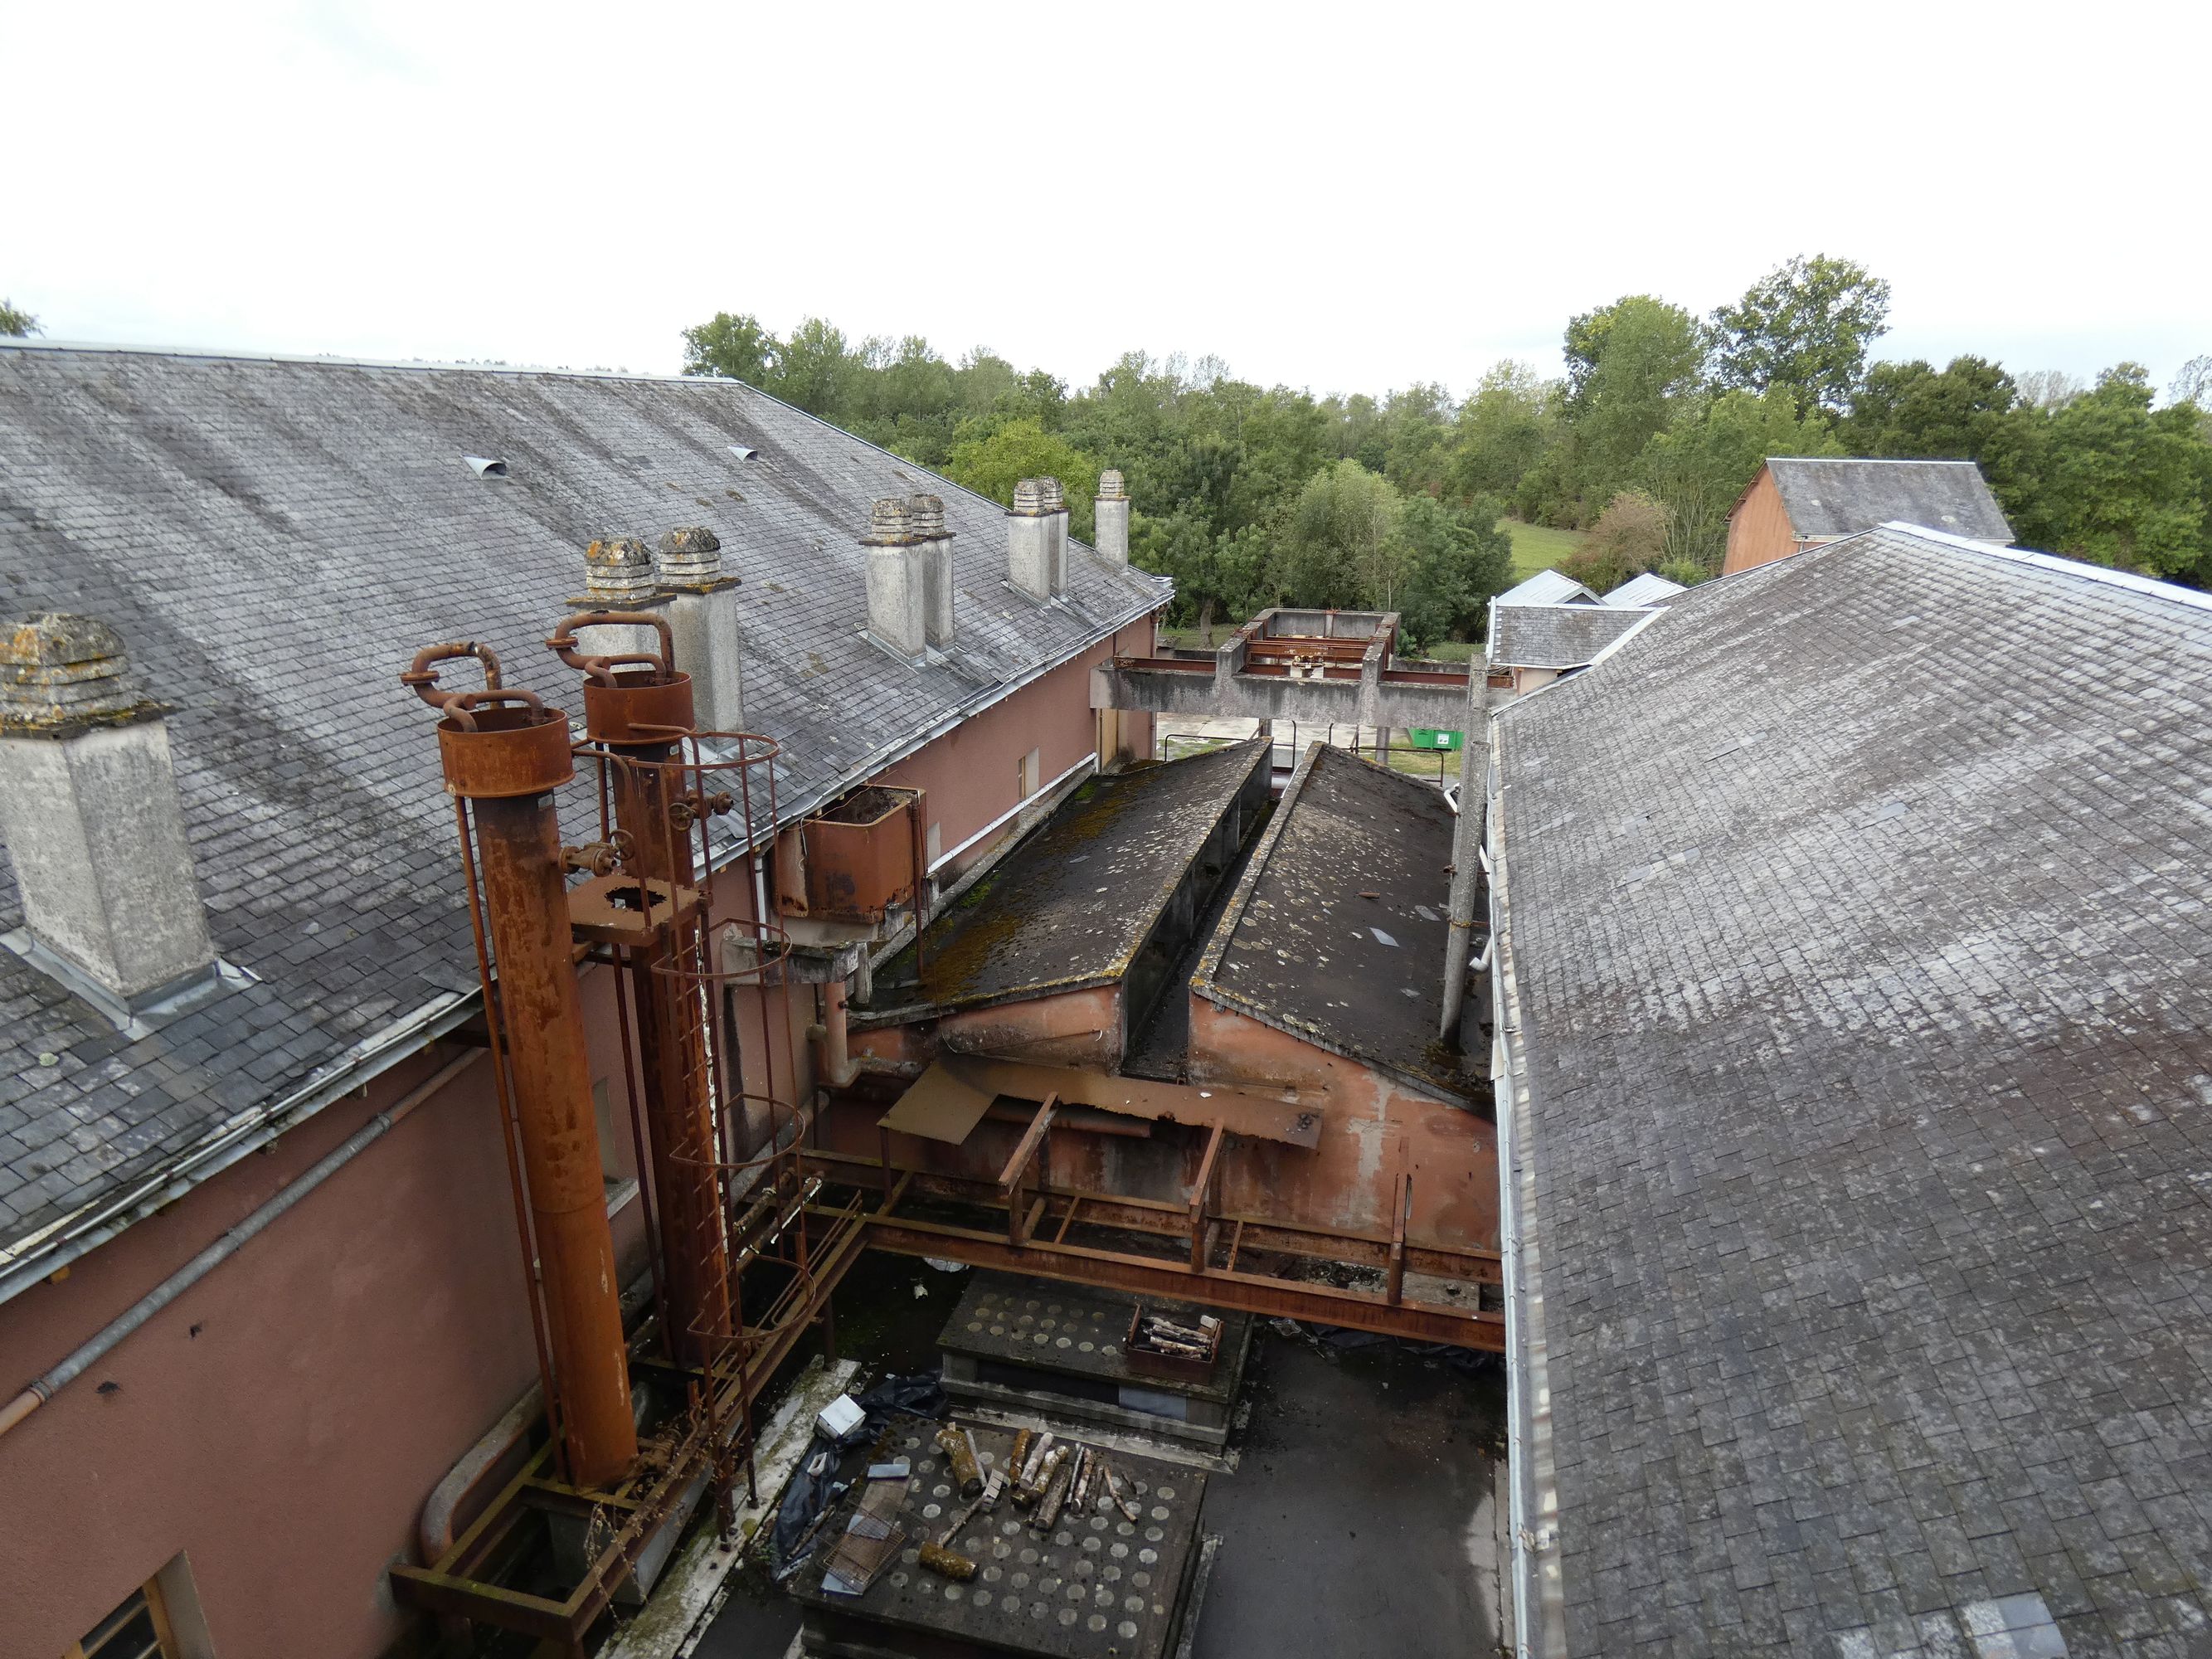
left=426, top=692, right=639, bottom=1489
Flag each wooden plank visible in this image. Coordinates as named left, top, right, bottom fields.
left=1189, top=1121, right=1225, bottom=1273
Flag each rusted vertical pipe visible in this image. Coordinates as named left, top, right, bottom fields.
left=421, top=678, right=639, bottom=1491
left=556, top=615, right=732, bottom=1374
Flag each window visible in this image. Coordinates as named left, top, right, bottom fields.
left=1018, top=747, right=1040, bottom=801
left=66, top=1558, right=211, bottom=1658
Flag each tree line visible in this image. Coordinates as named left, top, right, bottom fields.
left=668, top=262, right=2208, bottom=640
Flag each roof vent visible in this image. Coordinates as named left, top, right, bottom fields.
left=656, top=524, right=724, bottom=588
left=728, top=444, right=759, bottom=462
left=464, top=455, right=509, bottom=479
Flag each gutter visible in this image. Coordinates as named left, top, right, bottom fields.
left=1490, top=727, right=1567, bottom=1659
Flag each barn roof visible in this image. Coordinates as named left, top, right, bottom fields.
left=1492, top=523, right=2212, bottom=1656
left=1765, top=456, right=2015, bottom=543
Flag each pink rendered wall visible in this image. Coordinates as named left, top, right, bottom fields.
left=871, top=620, right=1157, bottom=874
left=0, top=966, right=650, bottom=1659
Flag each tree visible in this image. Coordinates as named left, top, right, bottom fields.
left=772, top=318, right=868, bottom=423
left=2015, top=369, right=2086, bottom=411
left=1278, top=460, right=1403, bottom=611
left=2169, top=355, right=2212, bottom=408
left=1840, top=357, right=2018, bottom=459
left=2008, top=365, right=2208, bottom=578
left=1446, top=362, right=1555, bottom=502
left=942, top=418, right=1101, bottom=541
left=1, top=298, right=38, bottom=337
left=1561, top=492, right=1668, bottom=594
left=1562, top=296, right=1710, bottom=516
left=1393, top=494, right=1514, bottom=648
left=681, top=311, right=775, bottom=383
left=1710, top=254, right=1891, bottom=416
left=1643, top=388, right=1840, bottom=569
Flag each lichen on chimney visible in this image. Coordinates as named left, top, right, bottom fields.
left=907, top=494, right=948, bottom=539
left=656, top=524, right=727, bottom=590
left=0, top=613, right=168, bottom=737
left=1097, top=469, right=1127, bottom=501
left=1011, top=479, right=1050, bottom=517
left=863, top=498, right=916, bottom=545
left=583, top=536, right=657, bottom=603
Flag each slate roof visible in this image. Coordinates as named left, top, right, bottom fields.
left=1498, top=569, right=1603, bottom=607
left=864, top=738, right=1267, bottom=1015
left=0, top=342, right=1168, bottom=1287
left=1603, top=572, right=1687, bottom=608
left=1488, top=601, right=1660, bottom=669
left=1194, top=743, right=1480, bottom=1101
left=1767, top=458, right=2014, bottom=543
left=1490, top=524, right=2212, bottom=1656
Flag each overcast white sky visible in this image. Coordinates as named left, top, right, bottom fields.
left=5, top=2, right=2205, bottom=400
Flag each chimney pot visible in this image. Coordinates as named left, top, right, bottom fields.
left=0, top=615, right=217, bottom=1015
left=864, top=499, right=916, bottom=544
left=907, top=494, right=947, bottom=539
left=1097, top=469, right=1126, bottom=500
left=1012, top=478, right=1048, bottom=516
left=1038, top=477, right=1070, bottom=594
left=584, top=536, right=658, bottom=604
left=655, top=524, right=724, bottom=588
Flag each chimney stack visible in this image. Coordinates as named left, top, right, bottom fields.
left=574, top=537, right=664, bottom=663
left=1095, top=469, right=1130, bottom=566
left=654, top=526, right=746, bottom=732
left=0, top=615, right=217, bottom=1019
left=1039, top=476, right=1070, bottom=594
left=862, top=498, right=926, bottom=659
left=1007, top=479, right=1056, bottom=602
left=908, top=494, right=955, bottom=649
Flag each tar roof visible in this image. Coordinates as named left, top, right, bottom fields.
left=1496, top=569, right=1602, bottom=607
left=1194, top=743, right=1480, bottom=1101
left=1490, top=523, right=2212, bottom=1655
left=1487, top=601, right=1659, bottom=669
left=866, top=738, right=1268, bottom=1015
left=0, top=343, right=1167, bottom=1282
left=1766, top=456, right=2015, bottom=542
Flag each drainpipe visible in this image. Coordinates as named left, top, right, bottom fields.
left=0, top=1049, right=479, bottom=1442
left=1437, top=665, right=1487, bottom=1044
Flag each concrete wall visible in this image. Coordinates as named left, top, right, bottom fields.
left=1185, top=996, right=1498, bottom=1253
left=1092, top=661, right=1466, bottom=731
left=1723, top=467, right=1801, bottom=575
left=0, top=964, right=651, bottom=1659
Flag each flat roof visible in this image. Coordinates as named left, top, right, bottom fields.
left=1194, top=744, right=1480, bottom=1102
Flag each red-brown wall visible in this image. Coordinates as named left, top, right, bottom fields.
left=1722, top=467, right=1801, bottom=576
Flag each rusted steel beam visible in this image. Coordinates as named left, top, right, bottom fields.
left=800, top=1151, right=1504, bottom=1283
left=997, top=1095, right=1057, bottom=1190
left=1388, top=1172, right=1409, bottom=1306
left=387, top=1565, right=581, bottom=1645
left=837, top=1210, right=1503, bottom=1350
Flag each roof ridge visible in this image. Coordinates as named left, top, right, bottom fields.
left=1874, top=523, right=2212, bottom=614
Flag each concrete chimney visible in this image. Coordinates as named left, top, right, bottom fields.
left=1008, top=479, right=1055, bottom=602
left=654, top=526, right=746, bottom=732
left=1038, top=476, right=1070, bottom=595
left=573, top=537, right=664, bottom=664
left=1095, top=469, right=1130, bottom=566
left=862, top=498, right=926, bottom=659
left=0, top=614, right=217, bottom=1016
left=907, top=494, right=955, bottom=649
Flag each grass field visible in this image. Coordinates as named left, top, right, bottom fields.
left=1501, top=518, right=1587, bottom=579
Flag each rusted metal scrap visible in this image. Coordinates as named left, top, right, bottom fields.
left=936, top=1425, right=983, bottom=1498
left=917, top=1541, right=976, bottom=1581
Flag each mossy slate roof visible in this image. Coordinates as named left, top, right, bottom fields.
left=1494, top=524, right=2212, bottom=1655
left=0, top=343, right=1167, bottom=1276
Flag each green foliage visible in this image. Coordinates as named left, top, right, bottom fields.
left=2007, top=366, right=2208, bottom=578
left=680, top=265, right=2212, bottom=621
left=0, top=299, right=36, bottom=338
left=943, top=419, right=1100, bottom=542
left=1640, top=389, right=1840, bottom=570
left=1710, top=254, right=1891, bottom=416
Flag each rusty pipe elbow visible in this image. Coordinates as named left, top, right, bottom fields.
left=401, top=641, right=505, bottom=710
left=546, top=611, right=676, bottom=680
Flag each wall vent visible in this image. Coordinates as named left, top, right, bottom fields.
left=464, top=455, right=509, bottom=479
left=728, top=444, right=759, bottom=462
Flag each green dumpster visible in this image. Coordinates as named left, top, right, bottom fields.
left=1409, top=727, right=1462, bottom=751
